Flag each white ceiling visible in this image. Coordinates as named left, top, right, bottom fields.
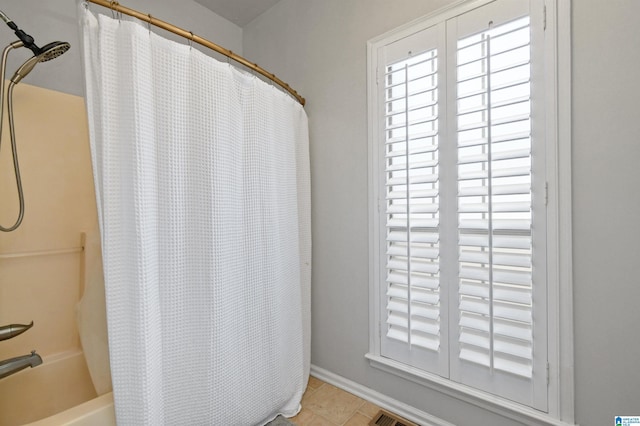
left=194, top=0, right=282, bottom=27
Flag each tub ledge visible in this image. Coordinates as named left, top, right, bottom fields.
left=26, top=392, right=115, bottom=426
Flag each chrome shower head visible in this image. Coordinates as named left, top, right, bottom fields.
left=10, top=41, right=70, bottom=84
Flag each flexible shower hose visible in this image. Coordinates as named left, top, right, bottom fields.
left=0, top=42, right=26, bottom=232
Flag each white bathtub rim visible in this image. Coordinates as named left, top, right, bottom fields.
left=25, top=392, right=115, bottom=426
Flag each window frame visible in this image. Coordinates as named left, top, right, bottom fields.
left=366, top=1, right=574, bottom=424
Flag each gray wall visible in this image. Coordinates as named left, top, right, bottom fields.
left=244, top=1, right=640, bottom=426
left=0, top=0, right=242, bottom=96
left=572, top=0, right=640, bottom=423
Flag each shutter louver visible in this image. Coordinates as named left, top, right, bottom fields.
left=384, top=49, right=441, bottom=353
left=455, top=17, right=534, bottom=379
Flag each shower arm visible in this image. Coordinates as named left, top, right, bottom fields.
left=0, top=41, right=26, bottom=232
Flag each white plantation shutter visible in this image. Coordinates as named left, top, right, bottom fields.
left=374, top=0, right=548, bottom=411
left=379, top=26, right=448, bottom=376
left=449, top=1, right=547, bottom=409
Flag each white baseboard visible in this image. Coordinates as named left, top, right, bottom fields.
left=309, top=364, right=456, bottom=426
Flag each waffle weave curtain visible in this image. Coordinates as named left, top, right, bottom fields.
left=79, top=5, right=310, bottom=425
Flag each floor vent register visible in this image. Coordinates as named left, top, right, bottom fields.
left=369, top=410, right=419, bottom=426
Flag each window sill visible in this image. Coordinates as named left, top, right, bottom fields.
left=365, top=353, right=576, bottom=426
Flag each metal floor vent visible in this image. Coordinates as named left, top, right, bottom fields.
left=369, top=410, right=419, bottom=426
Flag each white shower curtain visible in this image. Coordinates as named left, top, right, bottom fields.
left=79, top=5, right=310, bottom=425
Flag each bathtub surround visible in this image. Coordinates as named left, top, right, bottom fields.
left=0, top=83, right=98, bottom=424
left=80, top=5, right=311, bottom=425
left=0, top=83, right=97, bottom=359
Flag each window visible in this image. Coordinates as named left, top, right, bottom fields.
left=367, top=0, right=573, bottom=423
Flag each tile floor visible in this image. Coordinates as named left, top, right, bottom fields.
left=289, top=376, right=385, bottom=426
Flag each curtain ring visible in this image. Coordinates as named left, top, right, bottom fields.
left=147, top=14, right=152, bottom=34
left=109, top=1, right=120, bottom=20
left=189, top=31, right=194, bottom=50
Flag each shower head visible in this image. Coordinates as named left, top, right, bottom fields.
left=10, top=41, right=70, bottom=85
left=37, top=41, right=71, bottom=62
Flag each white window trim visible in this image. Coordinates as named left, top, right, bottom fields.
left=366, top=1, right=574, bottom=425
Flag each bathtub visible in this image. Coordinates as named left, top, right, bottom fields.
left=0, top=350, right=115, bottom=426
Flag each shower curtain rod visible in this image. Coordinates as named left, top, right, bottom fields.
left=85, top=0, right=306, bottom=106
